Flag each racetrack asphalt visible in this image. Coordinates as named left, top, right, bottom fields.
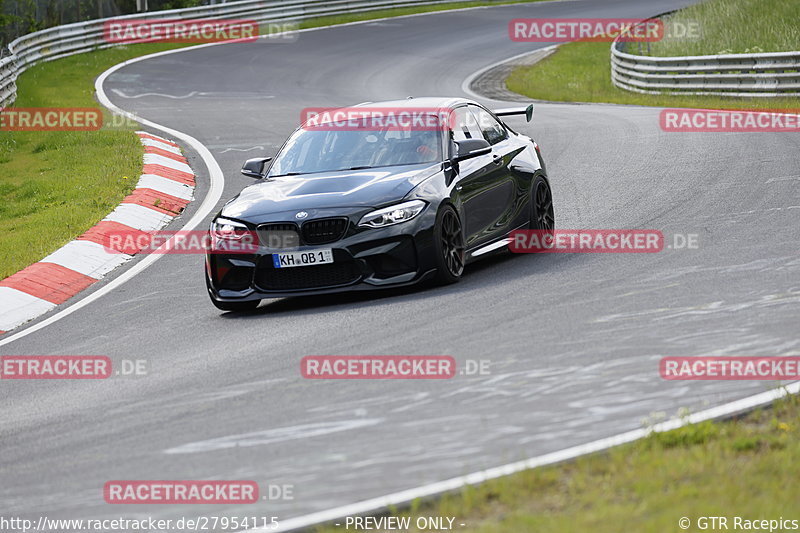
left=2, top=0, right=799, bottom=526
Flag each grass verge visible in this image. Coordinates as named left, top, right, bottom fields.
left=647, top=0, right=800, bottom=56
left=0, top=43, right=191, bottom=280
left=506, top=0, right=800, bottom=110
left=313, top=392, right=800, bottom=532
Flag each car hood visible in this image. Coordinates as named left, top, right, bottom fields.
left=221, top=163, right=440, bottom=221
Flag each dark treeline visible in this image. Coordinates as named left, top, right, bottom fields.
left=0, top=0, right=211, bottom=48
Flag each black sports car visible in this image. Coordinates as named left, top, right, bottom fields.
left=206, top=97, right=554, bottom=311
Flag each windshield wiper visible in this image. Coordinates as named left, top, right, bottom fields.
left=271, top=166, right=381, bottom=176
left=268, top=172, right=303, bottom=177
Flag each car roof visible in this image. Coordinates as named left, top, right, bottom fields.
left=352, top=97, right=475, bottom=110
left=297, top=97, right=480, bottom=129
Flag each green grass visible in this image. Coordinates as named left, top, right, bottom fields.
left=647, top=0, right=800, bottom=56
left=313, top=393, right=800, bottom=533
left=507, top=41, right=800, bottom=110
left=297, top=0, right=545, bottom=30
left=507, top=0, right=800, bottom=110
left=0, top=43, right=193, bottom=280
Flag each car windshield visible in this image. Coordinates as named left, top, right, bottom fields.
left=268, top=118, right=444, bottom=176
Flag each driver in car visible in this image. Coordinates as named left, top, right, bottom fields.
left=414, top=130, right=440, bottom=162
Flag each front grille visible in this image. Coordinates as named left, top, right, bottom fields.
left=302, top=218, right=348, bottom=245
left=257, top=223, right=300, bottom=249
left=255, top=256, right=361, bottom=291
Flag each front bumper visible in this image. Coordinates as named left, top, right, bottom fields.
left=206, top=207, right=438, bottom=302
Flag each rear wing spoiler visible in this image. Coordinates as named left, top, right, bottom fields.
left=493, top=104, right=534, bottom=122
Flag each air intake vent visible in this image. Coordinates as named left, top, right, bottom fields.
left=302, top=218, right=348, bottom=245
left=257, top=223, right=300, bottom=249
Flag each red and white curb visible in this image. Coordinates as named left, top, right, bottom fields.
left=0, top=132, right=195, bottom=335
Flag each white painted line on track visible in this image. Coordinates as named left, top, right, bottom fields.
left=263, top=381, right=800, bottom=532
left=113, top=88, right=199, bottom=99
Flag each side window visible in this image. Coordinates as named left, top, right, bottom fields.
left=450, top=107, right=484, bottom=142
left=469, top=105, right=507, bottom=145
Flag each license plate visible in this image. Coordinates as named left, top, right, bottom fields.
left=272, top=249, right=333, bottom=268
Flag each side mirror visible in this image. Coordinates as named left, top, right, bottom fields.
left=241, top=157, right=272, bottom=179
left=452, top=139, right=491, bottom=162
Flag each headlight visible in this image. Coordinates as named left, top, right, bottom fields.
left=358, top=200, right=427, bottom=228
left=210, top=217, right=249, bottom=240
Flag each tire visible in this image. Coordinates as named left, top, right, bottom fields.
left=529, top=176, right=555, bottom=231
left=432, top=204, right=466, bottom=285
